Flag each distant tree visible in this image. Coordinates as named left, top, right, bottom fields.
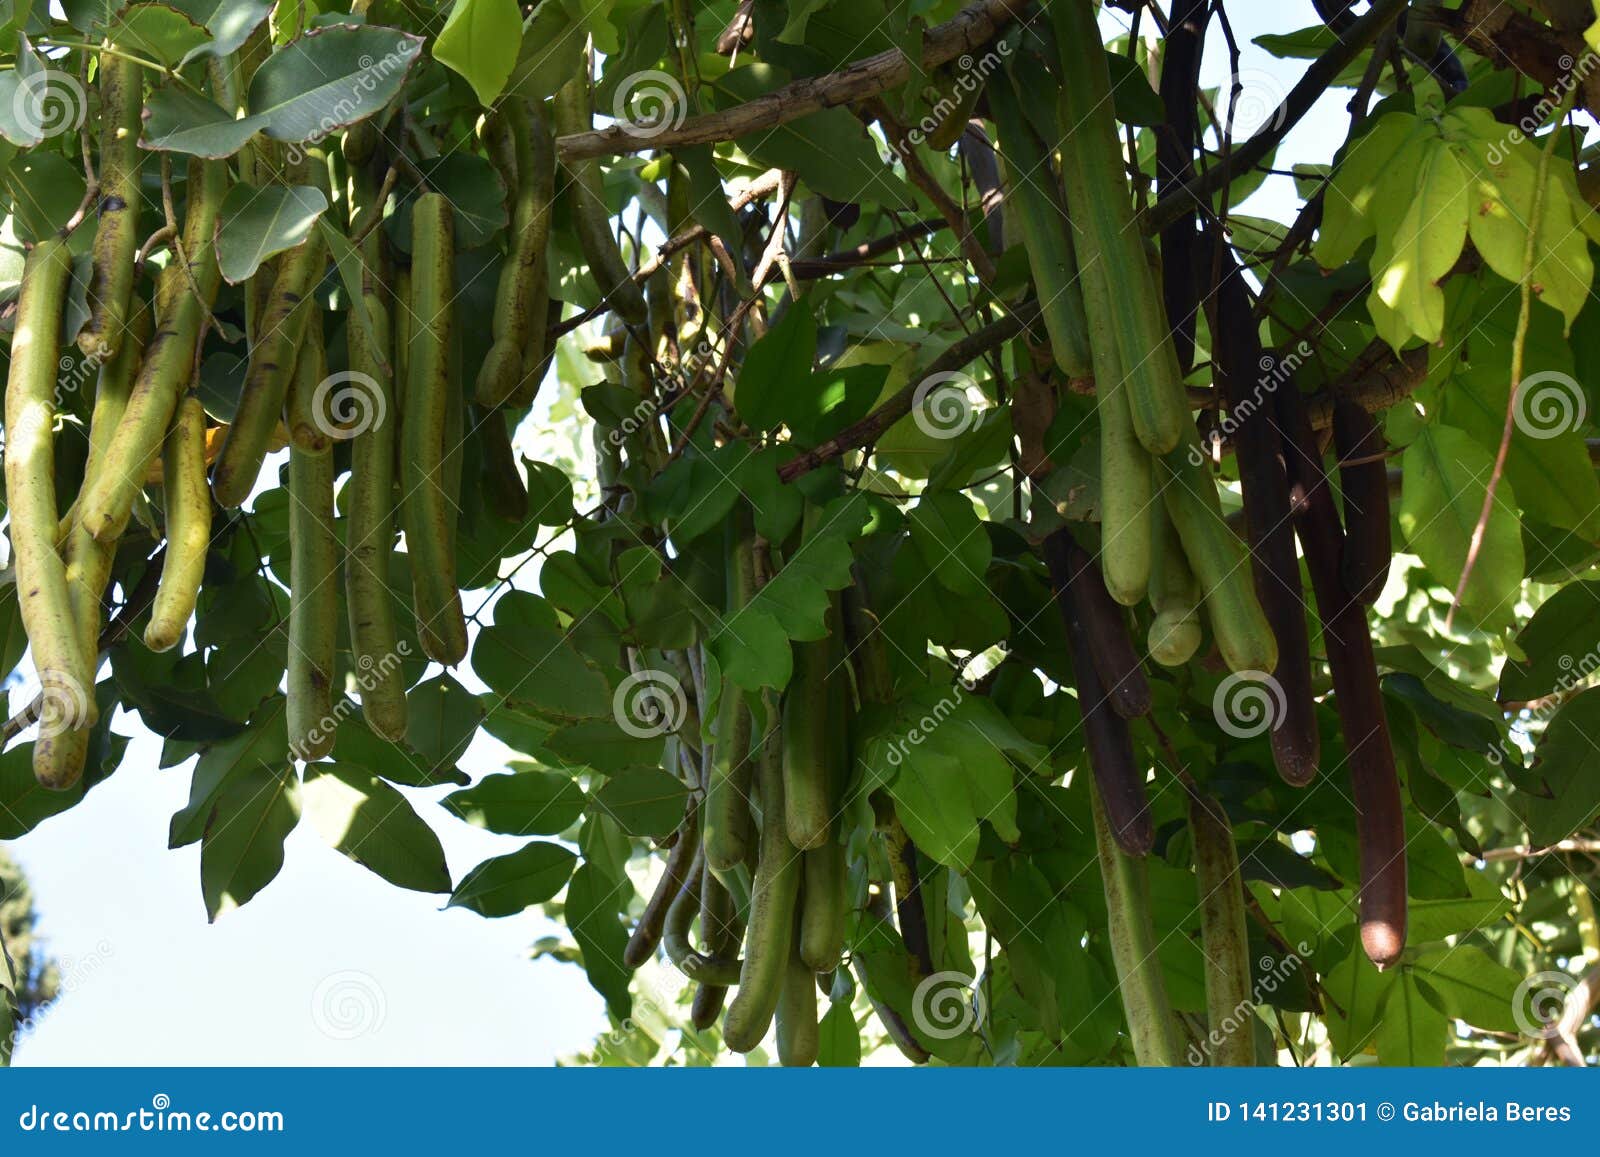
left=1, top=849, right=59, bottom=1066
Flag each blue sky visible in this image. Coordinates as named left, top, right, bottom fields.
left=6, top=0, right=1336, bottom=1065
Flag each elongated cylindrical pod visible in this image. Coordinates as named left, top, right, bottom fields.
left=144, top=395, right=213, bottom=653
left=781, top=598, right=842, bottom=851
left=1054, top=533, right=1152, bottom=719
left=988, top=65, right=1092, bottom=380
left=211, top=232, right=327, bottom=508
left=624, top=804, right=700, bottom=969
left=1091, top=783, right=1184, bottom=1066
left=1155, top=0, right=1211, bottom=374
left=553, top=75, right=647, bottom=326
left=884, top=814, right=935, bottom=978
left=1042, top=529, right=1153, bottom=856
left=79, top=54, right=143, bottom=362
left=1211, top=246, right=1319, bottom=785
left=286, top=444, right=338, bottom=760
left=1155, top=443, right=1279, bottom=675
left=663, top=850, right=744, bottom=986
left=723, top=718, right=803, bottom=1053
left=799, top=838, right=847, bottom=972
left=283, top=304, right=331, bottom=454
left=477, top=99, right=556, bottom=406
left=775, top=926, right=820, bottom=1067
left=1054, top=0, right=1188, bottom=455
left=49, top=299, right=153, bottom=788
left=1077, top=237, right=1152, bottom=605
left=1332, top=399, right=1392, bottom=606
left=79, top=158, right=225, bottom=543
left=1147, top=500, right=1203, bottom=667
left=1275, top=377, right=1406, bottom=969
left=342, top=156, right=407, bottom=741
left=400, top=193, right=468, bottom=665
left=6, top=239, right=94, bottom=787
left=1188, top=793, right=1255, bottom=1066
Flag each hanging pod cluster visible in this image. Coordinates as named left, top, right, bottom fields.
left=620, top=508, right=939, bottom=1065
left=0, top=35, right=567, bottom=785
left=1008, top=0, right=1407, bottom=970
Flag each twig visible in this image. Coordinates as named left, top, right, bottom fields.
left=1447, top=88, right=1576, bottom=630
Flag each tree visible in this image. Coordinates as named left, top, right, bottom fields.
left=1, top=848, right=60, bottom=1065
left=1, top=0, right=1599, bottom=1067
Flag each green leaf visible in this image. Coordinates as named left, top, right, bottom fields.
left=161, top=0, right=274, bottom=63
left=447, top=840, right=577, bottom=917
left=1371, top=139, right=1468, bottom=346
left=1323, top=942, right=1394, bottom=1059
left=563, top=861, right=633, bottom=1020
left=1515, top=687, right=1600, bottom=846
left=1411, top=944, right=1524, bottom=1032
left=1374, top=971, right=1448, bottom=1066
left=433, top=0, right=524, bottom=106
left=108, top=3, right=210, bottom=67
left=859, top=685, right=1021, bottom=870
left=247, top=24, right=424, bottom=143
left=542, top=719, right=665, bottom=773
left=1501, top=580, right=1600, bottom=701
left=144, top=25, right=424, bottom=155
left=140, top=85, right=264, bottom=156
left=1, top=579, right=32, bottom=676
left=330, top=714, right=469, bottom=788
left=1314, top=111, right=1423, bottom=270
left=301, top=763, right=451, bottom=893
left=908, top=491, right=991, bottom=595
left=0, top=743, right=84, bottom=839
left=444, top=766, right=585, bottom=836
left=1106, top=48, right=1163, bottom=126
left=1455, top=110, right=1595, bottom=328
left=471, top=619, right=613, bottom=720
left=590, top=767, right=688, bottom=838
left=171, top=698, right=289, bottom=848
left=817, top=998, right=862, bottom=1067
left=715, top=64, right=903, bottom=207
left=732, top=305, right=817, bottom=432
left=505, top=0, right=582, bottom=102
left=200, top=764, right=301, bottom=921
left=215, top=182, right=327, bottom=284
left=1399, top=424, right=1523, bottom=628
left=403, top=675, right=483, bottom=777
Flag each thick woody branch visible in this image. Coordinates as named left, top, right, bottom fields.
left=556, top=0, right=1029, bottom=162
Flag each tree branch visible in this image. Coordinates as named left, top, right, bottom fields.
left=1143, top=0, right=1410, bottom=234
left=555, top=0, right=1030, bottom=162
left=777, top=302, right=1038, bottom=482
